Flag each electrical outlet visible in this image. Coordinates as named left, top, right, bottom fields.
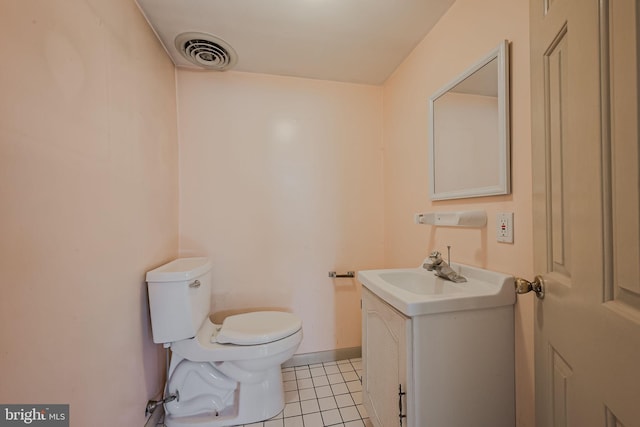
left=497, top=212, right=514, bottom=243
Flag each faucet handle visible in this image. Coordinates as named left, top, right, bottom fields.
left=423, top=251, right=442, bottom=270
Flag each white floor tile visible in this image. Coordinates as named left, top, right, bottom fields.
left=318, top=396, right=338, bottom=411
left=283, top=402, right=301, bottom=417
left=334, top=394, right=354, bottom=408
left=339, top=406, right=360, bottom=423
left=302, top=412, right=324, bottom=427
left=283, top=416, right=304, bottom=427
left=310, top=367, right=326, bottom=377
left=284, top=390, right=300, bottom=403
left=312, top=375, right=329, bottom=387
left=297, top=378, right=314, bottom=389
left=295, top=369, right=311, bottom=379
left=300, top=399, right=320, bottom=414
left=324, top=365, right=340, bottom=375
left=238, top=358, right=368, bottom=427
left=356, top=404, right=368, bottom=419
left=298, top=387, right=317, bottom=401
left=330, top=383, right=349, bottom=395
left=327, top=373, right=344, bottom=384
left=320, top=408, right=343, bottom=425
left=338, top=364, right=355, bottom=373
left=314, top=385, right=333, bottom=398
left=341, top=371, right=359, bottom=382
left=346, top=380, right=362, bottom=393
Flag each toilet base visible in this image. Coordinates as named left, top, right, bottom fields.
left=164, top=367, right=284, bottom=427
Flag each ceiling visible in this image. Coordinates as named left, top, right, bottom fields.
left=135, top=0, right=456, bottom=85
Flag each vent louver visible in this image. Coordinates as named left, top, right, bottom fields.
left=175, top=32, right=238, bottom=71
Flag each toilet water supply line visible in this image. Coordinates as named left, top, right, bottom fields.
left=145, top=348, right=178, bottom=416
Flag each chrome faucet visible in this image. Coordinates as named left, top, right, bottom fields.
left=422, top=251, right=467, bottom=283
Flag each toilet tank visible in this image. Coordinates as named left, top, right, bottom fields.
left=146, top=257, right=213, bottom=344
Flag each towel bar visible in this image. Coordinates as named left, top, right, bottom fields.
left=328, top=271, right=355, bottom=278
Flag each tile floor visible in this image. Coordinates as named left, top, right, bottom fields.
left=241, top=358, right=372, bottom=427
left=158, top=358, right=373, bottom=427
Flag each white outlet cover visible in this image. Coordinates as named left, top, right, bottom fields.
left=497, top=212, right=514, bottom=243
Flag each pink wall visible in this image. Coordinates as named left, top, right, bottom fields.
left=176, top=71, right=384, bottom=354
left=0, top=1, right=179, bottom=425
left=1, top=1, right=535, bottom=425
left=433, top=92, right=500, bottom=194
left=382, top=0, right=535, bottom=425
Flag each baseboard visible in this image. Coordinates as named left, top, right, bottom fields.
left=282, top=347, right=362, bottom=368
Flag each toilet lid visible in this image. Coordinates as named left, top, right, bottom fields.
left=215, top=311, right=302, bottom=345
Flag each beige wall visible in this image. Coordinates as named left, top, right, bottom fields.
left=382, top=0, right=535, bottom=425
left=0, top=1, right=179, bottom=426
left=176, top=71, right=384, bottom=354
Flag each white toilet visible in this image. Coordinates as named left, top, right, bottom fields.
left=146, top=257, right=303, bottom=427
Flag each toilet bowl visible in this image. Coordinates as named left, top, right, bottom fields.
left=146, top=257, right=303, bottom=427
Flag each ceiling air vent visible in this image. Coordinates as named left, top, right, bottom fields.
left=175, top=32, right=238, bottom=71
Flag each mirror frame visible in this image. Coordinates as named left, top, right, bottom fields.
left=428, top=40, right=510, bottom=200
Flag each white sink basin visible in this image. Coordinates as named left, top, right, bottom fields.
left=358, top=264, right=515, bottom=316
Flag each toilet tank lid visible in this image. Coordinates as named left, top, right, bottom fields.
left=146, top=257, right=212, bottom=282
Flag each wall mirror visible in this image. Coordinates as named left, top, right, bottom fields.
left=428, top=40, right=510, bottom=200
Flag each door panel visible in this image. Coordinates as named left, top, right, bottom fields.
left=550, top=346, right=572, bottom=427
left=607, top=0, right=640, bottom=308
left=531, top=0, right=640, bottom=426
left=544, top=24, right=571, bottom=281
left=605, top=407, right=626, bottom=427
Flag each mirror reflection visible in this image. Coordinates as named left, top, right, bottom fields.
left=429, top=41, right=510, bottom=200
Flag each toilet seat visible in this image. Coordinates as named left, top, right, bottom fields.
left=215, top=311, right=302, bottom=345
left=171, top=317, right=303, bottom=363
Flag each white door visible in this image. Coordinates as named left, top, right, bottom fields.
left=530, top=0, right=640, bottom=426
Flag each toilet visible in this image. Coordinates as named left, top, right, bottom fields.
left=146, top=257, right=303, bottom=427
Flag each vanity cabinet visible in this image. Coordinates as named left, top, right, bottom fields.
left=362, top=287, right=412, bottom=427
left=361, top=286, right=515, bottom=427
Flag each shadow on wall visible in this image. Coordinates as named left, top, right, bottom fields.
left=140, top=271, right=170, bottom=401
left=331, top=277, right=362, bottom=351
left=425, top=216, right=489, bottom=267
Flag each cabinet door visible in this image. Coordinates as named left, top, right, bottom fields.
left=362, top=288, right=410, bottom=427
